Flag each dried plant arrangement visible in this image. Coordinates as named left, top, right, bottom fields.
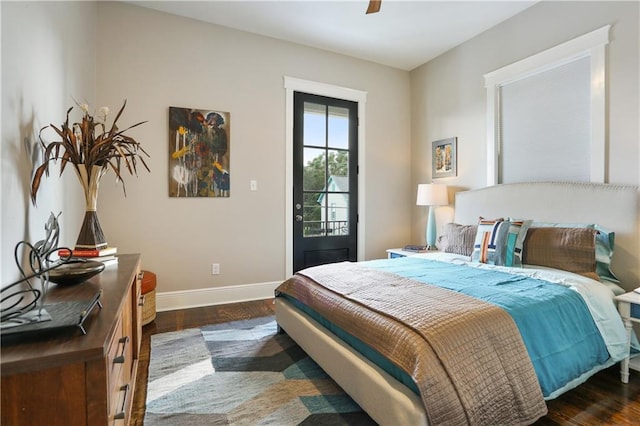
left=30, top=100, right=150, bottom=250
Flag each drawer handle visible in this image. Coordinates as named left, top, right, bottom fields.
left=138, top=294, right=145, bottom=307
left=114, top=384, right=130, bottom=420
left=113, top=336, right=130, bottom=364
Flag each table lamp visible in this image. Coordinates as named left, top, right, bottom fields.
left=416, top=183, right=449, bottom=249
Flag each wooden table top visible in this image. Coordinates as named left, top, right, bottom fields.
left=1, top=254, right=141, bottom=375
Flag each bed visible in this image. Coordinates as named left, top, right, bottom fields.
left=274, top=181, right=639, bottom=425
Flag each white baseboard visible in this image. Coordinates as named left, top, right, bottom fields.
left=156, top=281, right=282, bottom=312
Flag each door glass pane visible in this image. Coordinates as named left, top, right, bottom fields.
left=303, top=148, right=326, bottom=191
left=303, top=197, right=323, bottom=237
left=328, top=106, right=349, bottom=149
left=326, top=193, right=349, bottom=236
left=304, top=102, right=326, bottom=147
left=327, top=149, right=348, bottom=192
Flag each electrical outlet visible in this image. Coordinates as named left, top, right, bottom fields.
left=250, top=180, right=258, bottom=191
left=211, top=263, right=220, bottom=275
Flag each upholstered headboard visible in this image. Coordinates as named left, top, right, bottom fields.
left=454, top=182, right=639, bottom=291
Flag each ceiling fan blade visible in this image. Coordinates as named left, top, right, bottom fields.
left=366, top=0, right=381, bottom=14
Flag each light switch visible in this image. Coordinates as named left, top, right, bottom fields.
left=250, top=180, right=258, bottom=191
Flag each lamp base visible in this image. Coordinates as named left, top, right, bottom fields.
left=425, top=206, right=438, bottom=249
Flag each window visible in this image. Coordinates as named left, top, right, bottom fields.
left=484, top=25, right=609, bottom=185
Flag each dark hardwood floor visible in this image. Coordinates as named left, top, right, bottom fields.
left=131, top=299, right=640, bottom=425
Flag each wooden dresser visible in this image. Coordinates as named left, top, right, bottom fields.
left=1, top=254, right=143, bottom=425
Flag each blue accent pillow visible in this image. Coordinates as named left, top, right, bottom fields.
left=593, top=225, right=618, bottom=283
left=504, top=219, right=533, bottom=267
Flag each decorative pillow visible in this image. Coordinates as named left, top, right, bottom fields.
left=593, top=225, right=618, bottom=283
left=437, top=223, right=477, bottom=257
left=522, top=227, right=599, bottom=280
left=471, top=219, right=512, bottom=265
left=504, top=218, right=533, bottom=267
left=531, top=222, right=618, bottom=283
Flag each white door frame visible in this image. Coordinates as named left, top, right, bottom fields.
left=284, top=76, right=367, bottom=278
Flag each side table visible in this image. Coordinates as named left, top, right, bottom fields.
left=386, top=248, right=434, bottom=259
left=615, top=290, right=640, bottom=383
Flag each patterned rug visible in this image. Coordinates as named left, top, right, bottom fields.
left=144, top=315, right=376, bottom=425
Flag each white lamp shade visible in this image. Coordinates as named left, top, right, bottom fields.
left=416, top=183, right=449, bottom=206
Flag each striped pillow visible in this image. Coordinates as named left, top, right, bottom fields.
left=471, top=219, right=512, bottom=265
left=504, top=219, right=533, bottom=267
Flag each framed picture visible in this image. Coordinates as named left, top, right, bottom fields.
left=432, top=137, right=457, bottom=178
left=168, top=106, right=230, bottom=198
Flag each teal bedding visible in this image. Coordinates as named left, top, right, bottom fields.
left=278, top=256, right=621, bottom=399
left=366, top=257, right=609, bottom=397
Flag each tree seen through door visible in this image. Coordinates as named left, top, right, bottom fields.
left=303, top=150, right=349, bottom=236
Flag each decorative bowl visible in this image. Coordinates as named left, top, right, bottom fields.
left=48, top=260, right=105, bottom=286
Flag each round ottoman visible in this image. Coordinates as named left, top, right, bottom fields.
left=141, top=270, right=157, bottom=325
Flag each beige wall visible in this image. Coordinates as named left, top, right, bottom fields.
left=410, top=1, right=640, bottom=284
left=1, top=1, right=96, bottom=283
left=93, top=2, right=411, bottom=294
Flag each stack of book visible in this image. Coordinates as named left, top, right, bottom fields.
left=58, top=247, right=118, bottom=267
left=403, top=244, right=428, bottom=253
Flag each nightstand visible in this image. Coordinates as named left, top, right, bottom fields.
left=615, top=290, right=640, bottom=383
left=386, top=248, right=433, bottom=259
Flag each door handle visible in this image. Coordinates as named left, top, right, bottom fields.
left=295, top=215, right=303, bottom=222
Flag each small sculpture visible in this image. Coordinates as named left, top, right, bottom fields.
left=0, top=212, right=72, bottom=326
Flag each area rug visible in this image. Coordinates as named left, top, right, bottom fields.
left=144, top=315, right=376, bottom=425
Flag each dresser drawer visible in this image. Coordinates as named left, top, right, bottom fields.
left=107, top=287, right=135, bottom=422
left=122, top=285, right=136, bottom=382
left=107, top=315, right=126, bottom=384
left=1, top=254, right=142, bottom=426
left=109, top=363, right=131, bottom=423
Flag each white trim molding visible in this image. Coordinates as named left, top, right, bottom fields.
left=283, top=76, right=367, bottom=278
left=484, top=25, right=610, bottom=186
left=156, top=281, right=282, bottom=312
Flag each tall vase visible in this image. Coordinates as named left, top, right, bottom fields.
left=74, top=165, right=108, bottom=250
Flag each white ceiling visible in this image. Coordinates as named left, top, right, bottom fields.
left=128, top=1, right=537, bottom=71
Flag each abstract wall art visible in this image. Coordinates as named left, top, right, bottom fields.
left=169, top=106, right=230, bottom=197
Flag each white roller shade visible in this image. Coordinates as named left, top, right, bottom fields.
left=499, top=56, right=591, bottom=183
